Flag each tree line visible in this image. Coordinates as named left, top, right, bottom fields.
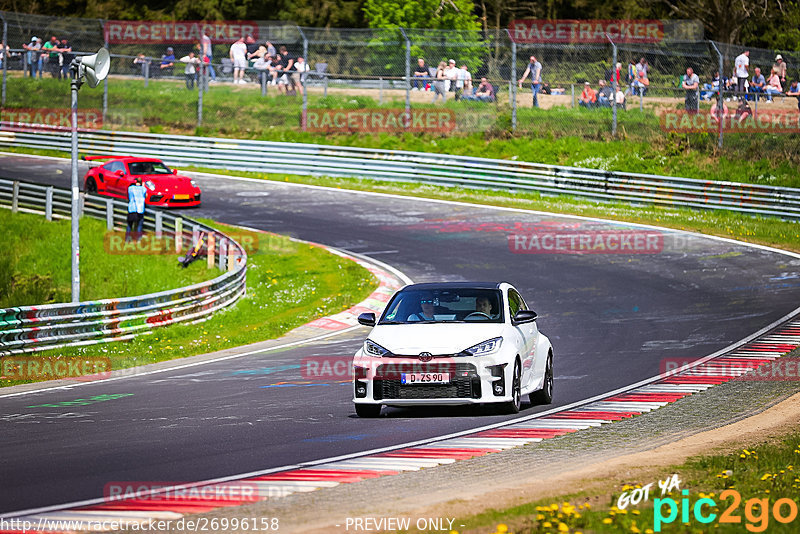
left=3, top=0, right=798, bottom=50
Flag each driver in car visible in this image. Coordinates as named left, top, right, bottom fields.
left=476, top=295, right=493, bottom=316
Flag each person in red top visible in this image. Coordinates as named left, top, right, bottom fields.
left=579, top=82, right=597, bottom=108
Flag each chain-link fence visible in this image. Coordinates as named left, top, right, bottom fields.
left=0, top=11, right=798, bottom=161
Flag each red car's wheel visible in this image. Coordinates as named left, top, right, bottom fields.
left=85, top=177, right=98, bottom=194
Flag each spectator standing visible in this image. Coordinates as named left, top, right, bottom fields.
left=734, top=50, right=749, bottom=96
left=230, top=37, right=247, bottom=84
left=201, top=31, right=217, bottom=82
left=292, top=56, right=309, bottom=96
left=160, top=47, right=175, bottom=77
left=253, top=53, right=275, bottom=86
left=43, top=36, right=61, bottom=78
left=59, top=38, right=73, bottom=79
left=432, top=61, right=447, bottom=103
left=764, top=68, right=782, bottom=102
left=518, top=55, right=542, bottom=108
left=596, top=80, right=612, bottom=107
left=635, top=57, right=648, bottom=80
left=23, top=37, right=42, bottom=78
left=750, top=67, right=765, bottom=101
left=180, top=51, right=201, bottom=89
left=785, top=80, right=799, bottom=111
left=443, top=59, right=458, bottom=93
left=579, top=82, right=597, bottom=108
left=627, top=59, right=637, bottom=88
left=412, top=57, right=428, bottom=90
left=455, top=64, right=472, bottom=100
left=610, top=62, right=623, bottom=85
left=773, top=55, right=787, bottom=84
left=682, top=67, right=700, bottom=112
left=126, top=177, right=147, bottom=242
left=275, top=46, right=295, bottom=94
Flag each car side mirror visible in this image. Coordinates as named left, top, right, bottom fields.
left=357, top=312, right=376, bottom=327
left=513, top=310, right=537, bottom=324
left=172, top=169, right=178, bottom=174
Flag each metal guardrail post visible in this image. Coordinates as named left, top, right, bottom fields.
left=11, top=180, right=18, bottom=212
left=607, top=33, right=617, bottom=137
left=175, top=217, right=183, bottom=253
left=208, top=232, right=215, bottom=269
left=155, top=210, right=162, bottom=238
left=45, top=186, right=53, bottom=220
left=192, top=224, right=200, bottom=246
left=399, top=27, right=411, bottom=118
left=106, top=198, right=113, bottom=230
left=219, top=237, right=227, bottom=270
left=506, top=28, right=517, bottom=132
left=227, top=243, right=236, bottom=272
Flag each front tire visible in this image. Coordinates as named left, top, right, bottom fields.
left=355, top=404, right=381, bottom=418
left=530, top=352, right=553, bottom=405
left=501, top=360, right=522, bottom=414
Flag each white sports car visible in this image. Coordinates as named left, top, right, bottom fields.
left=352, top=282, right=553, bottom=418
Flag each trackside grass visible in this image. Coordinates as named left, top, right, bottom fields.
left=0, top=210, right=216, bottom=308
left=1, top=220, right=376, bottom=387
left=447, top=428, right=800, bottom=533
left=3, top=76, right=799, bottom=188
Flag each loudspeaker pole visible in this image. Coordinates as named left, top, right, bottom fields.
left=70, top=59, right=82, bottom=302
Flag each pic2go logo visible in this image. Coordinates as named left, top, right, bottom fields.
left=654, top=489, right=799, bottom=532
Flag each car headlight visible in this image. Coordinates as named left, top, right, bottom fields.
left=462, top=337, right=503, bottom=356
left=364, top=339, right=389, bottom=357
left=144, top=180, right=156, bottom=191
left=191, top=179, right=198, bottom=188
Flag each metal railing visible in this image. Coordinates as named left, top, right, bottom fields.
left=0, top=177, right=247, bottom=355
left=2, top=125, right=799, bottom=220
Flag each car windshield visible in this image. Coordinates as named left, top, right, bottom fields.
left=380, top=288, right=504, bottom=324
left=127, top=161, right=172, bottom=175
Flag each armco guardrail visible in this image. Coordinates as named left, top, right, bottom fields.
left=1, top=125, right=799, bottom=220
left=0, top=178, right=247, bottom=356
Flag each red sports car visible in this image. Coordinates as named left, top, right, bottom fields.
left=82, top=156, right=201, bottom=207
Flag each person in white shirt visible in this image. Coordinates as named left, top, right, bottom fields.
left=443, top=59, right=458, bottom=93
left=455, top=64, right=472, bottom=100
left=229, top=37, right=248, bottom=84
left=292, top=56, right=310, bottom=96
left=179, top=52, right=201, bottom=90
left=734, top=50, right=750, bottom=96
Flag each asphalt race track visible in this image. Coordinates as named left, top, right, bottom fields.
left=1, top=154, right=799, bottom=514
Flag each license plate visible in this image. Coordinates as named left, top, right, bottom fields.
left=401, top=373, right=450, bottom=385
left=173, top=194, right=190, bottom=200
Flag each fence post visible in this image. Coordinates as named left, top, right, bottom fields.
left=640, top=92, right=643, bottom=111
left=101, top=20, right=108, bottom=125
left=219, top=237, right=227, bottom=270
left=298, top=27, right=308, bottom=131
left=175, top=217, right=183, bottom=253
left=207, top=232, right=215, bottom=269
left=227, top=243, right=236, bottom=272
left=506, top=29, right=517, bottom=132
left=399, top=27, right=411, bottom=117
left=192, top=224, right=200, bottom=246
left=379, top=77, right=383, bottom=105
left=261, top=69, right=267, bottom=96
left=11, top=180, right=18, bottom=212
left=155, top=210, right=162, bottom=238
left=606, top=33, right=617, bottom=137
left=197, top=66, right=204, bottom=127
left=106, top=199, right=113, bottom=230
left=1, top=13, right=7, bottom=108
left=45, top=186, right=53, bottom=220
left=571, top=84, right=575, bottom=108
left=709, top=41, right=724, bottom=149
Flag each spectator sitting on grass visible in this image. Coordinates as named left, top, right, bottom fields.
left=133, top=53, right=150, bottom=77
left=160, top=47, right=175, bottom=77
left=764, top=68, right=782, bottom=102
left=750, top=67, right=766, bottom=101
left=615, top=87, right=626, bottom=110
left=412, top=57, right=429, bottom=90
left=710, top=94, right=729, bottom=124
left=735, top=98, right=752, bottom=123
left=596, top=80, right=613, bottom=107
left=701, top=71, right=721, bottom=101
left=786, top=80, right=800, bottom=111
left=463, top=77, right=495, bottom=102
left=579, top=82, right=597, bottom=108
left=633, top=70, right=649, bottom=96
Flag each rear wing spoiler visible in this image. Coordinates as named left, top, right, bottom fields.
left=82, top=155, right=126, bottom=161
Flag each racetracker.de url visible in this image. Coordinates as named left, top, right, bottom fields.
left=0, top=516, right=279, bottom=533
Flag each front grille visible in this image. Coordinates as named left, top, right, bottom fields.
left=375, top=363, right=480, bottom=400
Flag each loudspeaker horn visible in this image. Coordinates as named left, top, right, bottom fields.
left=81, top=48, right=110, bottom=88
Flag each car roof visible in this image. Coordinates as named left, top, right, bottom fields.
left=401, top=282, right=510, bottom=291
